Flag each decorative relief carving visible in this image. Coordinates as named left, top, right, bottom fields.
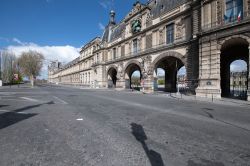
left=129, top=42, right=132, bottom=53
left=159, top=28, right=164, bottom=44
left=117, top=62, right=124, bottom=79
left=146, top=13, right=151, bottom=23
left=125, top=2, right=144, bottom=20
left=175, top=19, right=185, bottom=40
left=141, top=55, right=153, bottom=78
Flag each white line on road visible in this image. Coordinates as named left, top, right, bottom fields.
left=53, top=96, right=68, bottom=104
left=76, top=118, right=83, bottom=121
left=0, top=110, right=30, bottom=115
left=0, top=110, right=9, bottom=113
left=20, top=97, right=40, bottom=102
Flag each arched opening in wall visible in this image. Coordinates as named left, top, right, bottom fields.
left=220, top=38, right=249, bottom=100
left=107, top=67, right=117, bottom=88
left=154, top=68, right=165, bottom=91
left=124, top=63, right=142, bottom=90
left=177, top=66, right=187, bottom=93
left=131, top=70, right=141, bottom=91
left=154, top=56, right=185, bottom=92
left=228, top=60, right=248, bottom=100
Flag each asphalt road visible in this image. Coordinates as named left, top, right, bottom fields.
left=0, top=84, right=250, bottom=166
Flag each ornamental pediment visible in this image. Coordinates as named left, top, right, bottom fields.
left=124, top=1, right=146, bottom=21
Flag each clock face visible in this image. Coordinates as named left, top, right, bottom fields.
left=131, top=19, right=141, bottom=33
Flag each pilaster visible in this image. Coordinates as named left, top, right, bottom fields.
left=248, top=46, right=250, bottom=101
left=142, top=74, right=154, bottom=93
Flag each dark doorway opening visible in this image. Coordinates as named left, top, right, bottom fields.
left=107, top=68, right=117, bottom=88
left=220, top=38, right=249, bottom=100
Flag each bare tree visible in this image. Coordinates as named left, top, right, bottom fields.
left=0, top=50, right=16, bottom=84
left=18, top=50, right=44, bottom=86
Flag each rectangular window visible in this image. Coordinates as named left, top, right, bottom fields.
left=113, top=48, right=116, bottom=60
left=202, top=1, right=217, bottom=29
left=133, top=39, right=138, bottom=54
left=225, top=0, right=243, bottom=23
left=166, top=24, right=174, bottom=44
left=96, top=53, right=99, bottom=62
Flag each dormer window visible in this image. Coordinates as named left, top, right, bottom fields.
left=161, top=5, right=164, bottom=10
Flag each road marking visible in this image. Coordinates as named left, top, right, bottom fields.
left=53, top=96, right=68, bottom=104
left=0, top=110, right=9, bottom=112
left=17, top=112, right=28, bottom=114
left=76, top=118, right=83, bottom=121
left=0, top=110, right=29, bottom=114
left=20, top=97, right=39, bottom=102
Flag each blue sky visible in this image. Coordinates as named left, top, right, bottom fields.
left=0, top=0, right=147, bottom=78
left=0, top=0, right=247, bottom=79
left=0, top=0, right=146, bottom=48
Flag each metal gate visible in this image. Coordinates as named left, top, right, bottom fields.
left=230, top=71, right=248, bottom=100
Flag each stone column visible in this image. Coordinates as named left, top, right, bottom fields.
left=116, top=77, right=126, bottom=89
left=164, top=68, right=177, bottom=92
left=142, top=74, right=154, bottom=93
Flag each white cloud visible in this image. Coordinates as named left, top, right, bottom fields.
left=0, top=37, right=10, bottom=42
left=98, top=22, right=105, bottom=30
left=4, top=38, right=80, bottom=79
left=99, top=0, right=113, bottom=10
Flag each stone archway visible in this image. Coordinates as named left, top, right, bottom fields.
left=124, top=60, right=143, bottom=89
left=220, top=37, right=249, bottom=100
left=107, top=66, right=118, bottom=88
left=152, top=52, right=186, bottom=92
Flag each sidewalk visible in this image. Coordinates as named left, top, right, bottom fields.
left=37, top=83, right=250, bottom=107
left=151, top=91, right=250, bottom=107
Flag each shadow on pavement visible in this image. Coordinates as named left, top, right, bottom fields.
left=0, top=101, right=54, bottom=130
left=0, top=105, right=9, bottom=108
left=187, top=159, right=225, bottom=166
left=131, top=123, right=165, bottom=166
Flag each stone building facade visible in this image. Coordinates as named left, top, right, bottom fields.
left=48, top=0, right=250, bottom=101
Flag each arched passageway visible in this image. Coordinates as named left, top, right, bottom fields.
left=220, top=38, right=249, bottom=100
left=107, top=67, right=117, bottom=88
left=124, top=63, right=142, bottom=89
left=154, top=56, right=185, bottom=92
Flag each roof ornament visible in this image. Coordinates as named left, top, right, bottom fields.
left=109, top=10, right=116, bottom=25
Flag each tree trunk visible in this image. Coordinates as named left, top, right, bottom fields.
left=30, top=75, right=34, bottom=87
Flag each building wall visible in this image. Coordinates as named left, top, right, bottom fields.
left=48, top=0, right=250, bottom=100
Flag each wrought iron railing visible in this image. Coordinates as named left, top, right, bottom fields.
left=201, top=11, right=249, bottom=31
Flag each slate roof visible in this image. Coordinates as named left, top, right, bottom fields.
left=101, top=0, right=188, bottom=43
left=150, top=0, right=188, bottom=18
left=110, top=22, right=126, bottom=42
left=61, top=57, right=80, bottom=70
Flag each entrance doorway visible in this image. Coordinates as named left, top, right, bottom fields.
left=220, top=38, right=249, bottom=100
